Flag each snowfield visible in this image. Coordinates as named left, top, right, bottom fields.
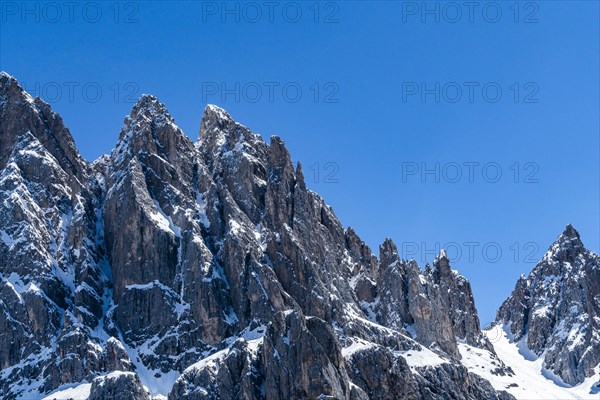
left=41, top=382, right=91, bottom=400
left=458, top=324, right=600, bottom=399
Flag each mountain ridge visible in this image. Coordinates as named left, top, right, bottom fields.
left=0, top=72, right=597, bottom=400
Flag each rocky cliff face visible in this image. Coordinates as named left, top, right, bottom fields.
left=496, top=224, right=600, bottom=386
left=0, top=72, right=128, bottom=397
left=0, top=71, right=570, bottom=399
left=372, top=243, right=494, bottom=358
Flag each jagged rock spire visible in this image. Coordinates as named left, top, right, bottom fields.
left=199, top=104, right=235, bottom=139
left=562, top=223, right=579, bottom=238
left=111, top=94, right=193, bottom=168
left=0, top=71, right=86, bottom=179
left=496, top=224, right=599, bottom=385
left=556, top=223, right=583, bottom=246
left=432, top=248, right=451, bottom=278
left=540, top=224, right=585, bottom=264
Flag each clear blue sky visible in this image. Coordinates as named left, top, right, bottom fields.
left=1, top=1, right=598, bottom=324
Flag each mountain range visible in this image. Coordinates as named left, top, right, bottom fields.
left=0, top=72, right=598, bottom=400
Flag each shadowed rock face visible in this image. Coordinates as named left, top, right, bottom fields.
left=0, top=72, right=526, bottom=399
left=0, top=72, right=127, bottom=397
left=497, top=225, right=600, bottom=385
left=0, top=73, right=85, bottom=180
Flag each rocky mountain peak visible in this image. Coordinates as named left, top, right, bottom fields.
left=196, top=103, right=267, bottom=177
left=543, top=223, right=585, bottom=260
left=294, top=161, right=306, bottom=189
left=120, top=94, right=180, bottom=138
left=0, top=71, right=86, bottom=180
left=202, top=103, right=234, bottom=125
left=432, top=249, right=452, bottom=278
left=0, top=71, right=22, bottom=96
left=110, top=94, right=194, bottom=172
left=0, top=71, right=52, bottom=121
left=562, top=223, right=580, bottom=238
left=496, top=225, right=600, bottom=386
left=197, top=103, right=263, bottom=154
left=379, top=237, right=399, bottom=266
left=555, top=223, right=583, bottom=249
left=129, top=94, right=169, bottom=119
left=198, top=103, right=236, bottom=144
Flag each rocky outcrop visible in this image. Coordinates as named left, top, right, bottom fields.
left=345, top=345, right=419, bottom=399
left=415, top=363, right=512, bottom=400
left=88, top=372, right=149, bottom=400
left=374, top=240, right=493, bottom=358
left=430, top=250, right=495, bottom=352
left=497, top=225, right=600, bottom=385
left=262, top=310, right=356, bottom=400
left=168, top=337, right=263, bottom=400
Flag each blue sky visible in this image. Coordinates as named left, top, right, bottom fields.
left=1, top=1, right=598, bottom=324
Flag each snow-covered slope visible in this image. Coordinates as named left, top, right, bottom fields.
left=458, top=225, right=600, bottom=399
left=41, top=382, right=92, bottom=400
left=458, top=324, right=599, bottom=399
